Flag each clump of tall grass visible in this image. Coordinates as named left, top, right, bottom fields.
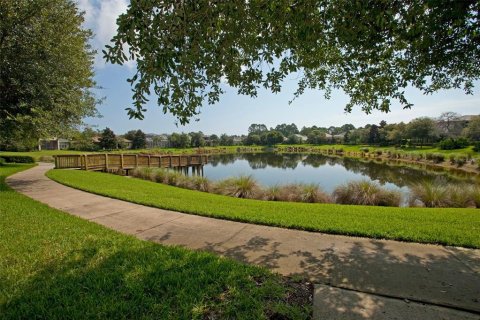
left=447, top=185, right=476, bottom=208
left=191, top=176, right=210, bottom=192
left=409, top=180, right=448, bottom=208
left=263, top=185, right=282, bottom=201
left=299, top=183, right=332, bottom=203
left=214, top=175, right=260, bottom=199
left=132, top=167, right=154, bottom=180
left=333, top=180, right=402, bottom=207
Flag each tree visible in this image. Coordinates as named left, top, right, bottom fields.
left=219, top=134, right=234, bottom=146
left=99, top=128, right=117, bottom=150
left=71, top=127, right=99, bottom=151
left=463, top=116, right=480, bottom=141
left=368, top=125, right=380, bottom=144
left=169, top=133, right=191, bottom=148
left=274, top=123, right=299, bottom=137
left=406, top=118, right=438, bottom=147
left=244, top=134, right=261, bottom=146
left=248, top=124, right=268, bottom=135
left=264, top=131, right=284, bottom=146
left=307, top=130, right=326, bottom=145
left=437, top=112, right=461, bottom=137
left=190, top=131, right=205, bottom=148
left=105, top=1, right=480, bottom=124
left=0, top=0, right=98, bottom=147
left=131, top=130, right=146, bottom=149
left=209, top=134, right=220, bottom=147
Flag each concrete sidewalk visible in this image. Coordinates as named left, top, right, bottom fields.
left=7, top=163, right=480, bottom=319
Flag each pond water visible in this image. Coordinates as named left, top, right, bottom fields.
left=202, top=153, right=478, bottom=196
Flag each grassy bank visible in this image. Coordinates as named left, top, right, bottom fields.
left=48, top=169, right=480, bottom=248
left=1, top=164, right=310, bottom=319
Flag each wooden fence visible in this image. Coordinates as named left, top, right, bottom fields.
left=54, top=154, right=208, bottom=172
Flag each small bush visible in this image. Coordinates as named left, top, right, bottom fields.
left=333, top=180, right=402, bottom=207
left=473, top=141, right=480, bottom=152
left=360, top=148, right=369, bottom=153
left=431, top=153, right=445, bottom=164
left=425, top=153, right=433, bottom=161
left=438, top=138, right=469, bottom=150
left=0, top=157, right=5, bottom=166
left=0, top=155, right=35, bottom=163
left=455, top=155, right=467, bottom=167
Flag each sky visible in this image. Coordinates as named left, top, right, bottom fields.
left=79, top=0, right=480, bottom=136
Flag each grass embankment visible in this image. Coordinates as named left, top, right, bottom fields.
left=0, top=164, right=310, bottom=319
left=48, top=169, right=480, bottom=248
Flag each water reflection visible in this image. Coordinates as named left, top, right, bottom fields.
left=204, top=153, right=478, bottom=194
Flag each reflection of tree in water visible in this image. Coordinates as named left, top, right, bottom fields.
left=208, top=153, right=472, bottom=188
left=209, top=153, right=303, bottom=169
left=341, top=157, right=463, bottom=187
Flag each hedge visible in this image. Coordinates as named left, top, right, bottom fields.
left=0, top=155, right=35, bottom=163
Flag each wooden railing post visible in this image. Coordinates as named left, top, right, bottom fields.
left=147, top=155, right=151, bottom=167
left=135, top=154, right=138, bottom=168
left=84, top=154, right=89, bottom=170
left=120, top=154, right=124, bottom=169
left=105, top=154, right=109, bottom=170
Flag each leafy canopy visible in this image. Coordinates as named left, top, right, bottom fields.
left=0, top=0, right=98, bottom=146
left=105, top=0, right=480, bottom=125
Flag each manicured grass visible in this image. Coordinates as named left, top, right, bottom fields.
left=48, top=169, right=480, bottom=248
left=0, top=164, right=310, bottom=319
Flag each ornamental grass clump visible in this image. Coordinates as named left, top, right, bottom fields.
left=299, top=183, right=332, bottom=203
left=409, top=180, right=449, bottom=208
left=263, top=185, right=282, bottom=201
left=132, top=167, right=154, bottom=180
left=215, top=175, right=260, bottom=199
left=333, top=180, right=402, bottom=207
left=447, top=185, right=476, bottom=208
left=191, top=176, right=210, bottom=192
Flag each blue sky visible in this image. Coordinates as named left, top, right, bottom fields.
left=79, top=0, right=480, bottom=135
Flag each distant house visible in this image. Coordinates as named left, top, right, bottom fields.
left=38, top=138, right=70, bottom=151
left=294, top=134, right=308, bottom=142
left=146, top=134, right=169, bottom=148
left=232, top=135, right=244, bottom=145
left=117, top=137, right=132, bottom=149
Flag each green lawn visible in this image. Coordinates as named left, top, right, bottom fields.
left=48, top=169, right=480, bottom=248
left=0, top=164, right=310, bottom=319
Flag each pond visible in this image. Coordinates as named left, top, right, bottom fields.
left=202, top=153, right=478, bottom=196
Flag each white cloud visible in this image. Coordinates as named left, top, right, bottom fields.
left=77, top=0, right=134, bottom=69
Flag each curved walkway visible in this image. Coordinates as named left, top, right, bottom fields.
left=7, top=163, right=480, bottom=319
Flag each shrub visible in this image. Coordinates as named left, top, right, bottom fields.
left=431, top=153, right=445, bottom=164
left=409, top=180, right=448, bottom=208
left=0, top=155, right=35, bottom=163
left=438, top=138, right=469, bottom=150
left=153, top=169, right=168, bottom=183
left=132, top=167, right=154, bottom=180
left=455, top=155, right=467, bottom=167
left=473, top=141, right=480, bottom=152
left=425, top=153, right=433, bottom=161
left=0, top=157, right=5, bottom=166
left=333, top=180, right=402, bottom=207
left=360, top=147, right=369, bottom=153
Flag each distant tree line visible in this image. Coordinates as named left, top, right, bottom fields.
left=3, top=112, right=480, bottom=152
